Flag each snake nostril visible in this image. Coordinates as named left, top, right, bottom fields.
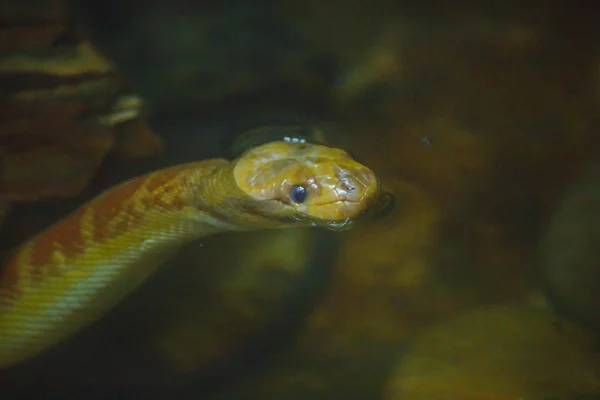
left=340, top=179, right=356, bottom=193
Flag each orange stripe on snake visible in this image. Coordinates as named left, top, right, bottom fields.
left=0, top=166, right=190, bottom=302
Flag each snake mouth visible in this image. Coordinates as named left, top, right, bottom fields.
left=292, top=196, right=375, bottom=229
left=323, top=217, right=356, bottom=231
left=291, top=211, right=355, bottom=231
left=317, top=192, right=388, bottom=230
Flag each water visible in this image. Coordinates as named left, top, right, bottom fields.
left=1, top=1, right=599, bottom=399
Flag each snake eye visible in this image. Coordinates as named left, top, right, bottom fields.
left=289, top=185, right=308, bottom=204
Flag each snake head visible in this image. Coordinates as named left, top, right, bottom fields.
left=233, top=141, right=380, bottom=230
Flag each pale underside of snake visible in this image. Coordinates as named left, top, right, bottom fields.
left=0, top=141, right=379, bottom=368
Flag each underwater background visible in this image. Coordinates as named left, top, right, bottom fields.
left=0, top=1, right=599, bottom=399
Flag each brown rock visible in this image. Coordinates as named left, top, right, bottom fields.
left=0, top=7, right=161, bottom=203
left=539, top=164, right=600, bottom=333
left=151, top=229, right=318, bottom=374
left=111, top=120, right=163, bottom=159
left=384, top=306, right=600, bottom=400
left=0, top=144, right=108, bottom=201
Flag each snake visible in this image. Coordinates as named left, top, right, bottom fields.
left=0, top=140, right=379, bottom=368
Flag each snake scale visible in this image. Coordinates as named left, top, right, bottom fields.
left=0, top=141, right=379, bottom=368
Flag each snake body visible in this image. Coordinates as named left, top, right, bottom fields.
left=0, top=141, right=379, bottom=368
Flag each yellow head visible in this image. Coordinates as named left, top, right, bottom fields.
left=233, top=141, right=380, bottom=230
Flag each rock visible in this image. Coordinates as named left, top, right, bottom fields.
left=0, top=4, right=162, bottom=205
left=384, top=306, right=600, bottom=400
left=539, top=164, right=600, bottom=333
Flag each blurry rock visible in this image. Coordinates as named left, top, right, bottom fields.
left=0, top=0, right=68, bottom=21
left=0, top=100, right=115, bottom=202
left=100, top=94, right=163, bottom=159
left=384, top=306, right=600, bottom=400
left=0, top=21, right=68, bottom=53
left=0, top=40, right=113, bottom=75
left=331, top=26, right=405, bottom=107
left=152, top=229, right=322, bottom=375
left=111, top=119, right=163, bottom=159
left=0, top=143, right=109, bottom=201
left=539, top=164, right=600, bottom=333
left=0, top=6, right=162, bottom=203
